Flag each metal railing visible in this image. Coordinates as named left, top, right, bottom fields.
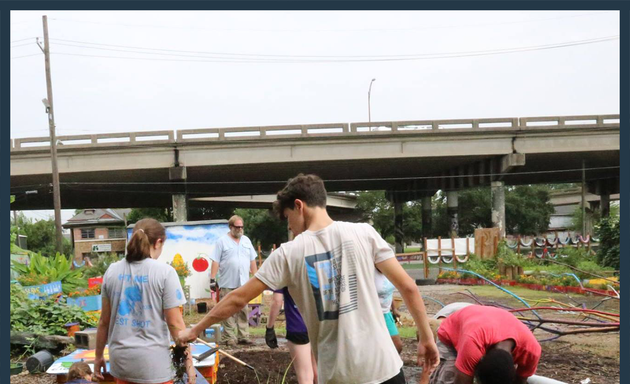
left=11, top=114, right=619, bottom=152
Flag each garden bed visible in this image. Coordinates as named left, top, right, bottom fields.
left=436, top=278, right=617, bottom=296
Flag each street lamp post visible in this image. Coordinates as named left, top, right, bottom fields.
left=368, top=78, right=376, bottom=125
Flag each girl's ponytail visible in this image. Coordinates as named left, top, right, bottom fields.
left=126, top=218, right=166, bottom=262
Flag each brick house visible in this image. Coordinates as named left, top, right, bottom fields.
left=63, top=209, right=131, bottom=263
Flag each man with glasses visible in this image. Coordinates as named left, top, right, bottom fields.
left=209, top=215, right=258, bottom=346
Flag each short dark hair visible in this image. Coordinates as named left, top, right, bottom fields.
left=273, top=174, right=327, bottom=220
left=474, top=348, right=516, bottom=384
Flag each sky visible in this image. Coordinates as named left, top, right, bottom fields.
left=10, top=10, right=620, bottom=223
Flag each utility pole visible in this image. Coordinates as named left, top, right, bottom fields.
left=39, top=15, right=64, bottom=253
left=13, top=210, right=19, bottom=245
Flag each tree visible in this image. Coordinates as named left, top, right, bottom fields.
left=126, top=208, right=173, bottom=224
left=431, top=186, right=554, bottom=237
left=126, top=206, right=236, bottom=223
left=355, top=191, right=424, bottom=244
left=505, top=186, right=555, bottom=235
left=234, top=208, right=288, bottom=250
left=19, top=218, right=73, bottom=256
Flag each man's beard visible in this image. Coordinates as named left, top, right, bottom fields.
left=232, top=231, right=243, bottom=238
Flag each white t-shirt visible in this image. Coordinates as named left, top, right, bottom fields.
left=255, top=221, right=403, bottom=384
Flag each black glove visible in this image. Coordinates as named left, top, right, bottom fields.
left=210, top=278, right=219, bottom=292
left=265, top=326, right=278, bottom=349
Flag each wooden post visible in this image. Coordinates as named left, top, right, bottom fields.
left=257, top=243, right=262, bottom=268
left=532, top=236, right=536, bottom=258
left=516, top=235, right=521, bottom=255
left=437, top=236, right=442, bottom=276
left=423, top=237, right=429, bottom=279
left=466, top=237, right=470, bottom=258
left=451, top=234, right=457, bottom=269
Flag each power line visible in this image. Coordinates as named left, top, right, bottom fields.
left=11, top=53, right=42, bottom=59
left=11, top=36, right=38, bottom=43
left=42, top=35, right=618, bottom=64
left=11, top=42, right=37, bottom=48
left=48, top=166, right=619, bottom=186
left=12, top=174, right=617, bottom=198
left=48, top=12, right=614, bottom=33
left=47, top=35, right=619, bottom=61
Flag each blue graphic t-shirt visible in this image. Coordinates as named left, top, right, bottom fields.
left=101, top=258, right=186, bottom=383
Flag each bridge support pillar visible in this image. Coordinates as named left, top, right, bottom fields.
left=172, top=194, right=188, bottom=223
left=170, top=165, right=188, bottom=222
left=600, top=193, right=610, bottom=218
left=491, top=181, right=506, bottom=238
left=422, top=196, right=433, bottom=239
left=446, top=191, right=458, bottom=238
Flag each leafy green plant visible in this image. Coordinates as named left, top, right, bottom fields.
left=83, top=253, right=122, bottom=278
left=10, top=285, right=98, bottom=336
left=596, top=216, right=620, bottom=270
left=11, top=253, right=87, bottom=294
left=496, top=240, right=525, bottom=267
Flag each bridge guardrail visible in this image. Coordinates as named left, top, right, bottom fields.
left=176, top=122, right=350, bottom=142
left=13, top=130, right=175, bottom=150
left=11, top=114, right=619, bottom=152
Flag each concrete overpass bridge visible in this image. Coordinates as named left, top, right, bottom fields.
left=11, top=113, right=620, bottom=248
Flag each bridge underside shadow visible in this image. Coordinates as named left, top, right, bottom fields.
left=10, top=149, right=619, bottom=210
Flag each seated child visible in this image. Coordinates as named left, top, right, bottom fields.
left=67, top=361, right=97, bottom=384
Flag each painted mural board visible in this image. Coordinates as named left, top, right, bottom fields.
left=46, top=342, right=217, bottom=375
left=128, top=220, right=229, bottom=299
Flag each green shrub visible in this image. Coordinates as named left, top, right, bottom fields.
left=496, top=240, right=525, bottom=267
left=596, top=216, right=620, bottom=270
left=83, top=253, right=122, bottom=278
left=10, top=285, right=98, bottom=335
left=11, top=253, right=87, bottom=294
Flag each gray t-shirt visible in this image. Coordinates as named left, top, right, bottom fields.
left=101, top=258, right=186, bottom=383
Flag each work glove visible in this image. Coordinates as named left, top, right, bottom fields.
left=210, top=278, right=219, bottom=292
left=265, top=326, right=278, bottom=349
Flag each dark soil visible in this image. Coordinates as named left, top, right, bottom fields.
left=399, top=338, right=619, bottom=384
left=217, top=349, right=297, bottom=384
left=537, top=342, right=619, bottom=384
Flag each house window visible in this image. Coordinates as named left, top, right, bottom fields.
left=109, top=228, right=125, bottom=239
left=81, top=228, right=95, bottom=239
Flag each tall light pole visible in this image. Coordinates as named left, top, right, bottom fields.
left=368, top=78, right=376, bottom=124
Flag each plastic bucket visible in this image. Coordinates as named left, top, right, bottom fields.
left=26, top=350, right=54, bottom=373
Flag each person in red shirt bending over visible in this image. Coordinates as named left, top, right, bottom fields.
left=427, top=305, right=541, bottom=384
